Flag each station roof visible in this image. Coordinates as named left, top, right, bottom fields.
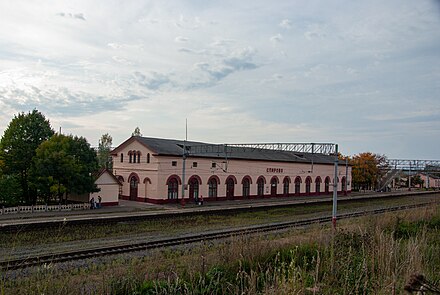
left=113, top=136, right=346, bottom=165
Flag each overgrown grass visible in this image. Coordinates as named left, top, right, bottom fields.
left=1, top=195, right=436, bottom=250
left=1, top=204, right=439, bottom=294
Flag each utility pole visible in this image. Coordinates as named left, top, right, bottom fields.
left=181, top=119, right=187, bottom=207
left=332, top=144, right=339, bottom=229
left=344, top=157, right=348, bottom=196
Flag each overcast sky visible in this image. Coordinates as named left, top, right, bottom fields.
left=1, top=1, right=439, bottom=159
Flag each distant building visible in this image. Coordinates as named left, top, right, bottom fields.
left=89, top=169, right=120, bottom=206
left=111, top=136, right=351, bottom=204
left=419, top=173, right=440, bottom=189
left=67, top=169, right=120, bottom=206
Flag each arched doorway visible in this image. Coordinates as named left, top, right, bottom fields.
left=166, top=175, right=181, bottom=199
left=242, top=176, right=251, bottom=198
left=294, top=176, right=302, bottom=195
left=325, top=176, right=330, bottom=194
left=315, top=176, right=322, bottom=195
left=305, top=176, right=312, bottom=195
left=208, top=176, right=219, bottom=198
left=257, top=176, right=265, bottom=197
left=129, top=175, right=138, bottom=200
left=283, top=176, right=290, bottom=197
left=188, top=176, right=200, bottom=201
left=270, top=176, right=278, bottom=197
left=226, top=177, right=235, bottom=199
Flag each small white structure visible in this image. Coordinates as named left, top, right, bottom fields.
left=89, top=169, right=120, bottom=206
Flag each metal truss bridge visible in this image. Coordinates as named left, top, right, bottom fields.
left=186, top=142, right=338, bottom=156
left=386, top=159, right=440, bottom=172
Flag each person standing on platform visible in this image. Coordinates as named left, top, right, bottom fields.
left=98, top=195, right=102, bottom=208
left=90, top=197, right=95, bottom=209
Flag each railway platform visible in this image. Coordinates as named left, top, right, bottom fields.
left=0, top=190, right=437, bottom=230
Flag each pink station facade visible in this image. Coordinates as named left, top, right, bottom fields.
left=111, top=136, right=352, bottom=204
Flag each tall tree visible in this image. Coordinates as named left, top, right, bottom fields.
left=0, top=110, right=54, bottom=204
left=351, top=152, right=388, bottom=191
left=132, top=127, right=142, bottom=136
left=32, top=134, right=99, bottom=203
left=97, top=133, right=113, bottom=169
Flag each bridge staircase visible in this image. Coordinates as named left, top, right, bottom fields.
left=379, top=169, right=402, bottom=191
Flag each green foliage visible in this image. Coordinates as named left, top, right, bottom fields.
left=31, top=134, right=99, bottom=202
left=409, top=174, right=424, bottom=187
left=0, top=174, right=23, bottom=206
left=98, top=133, right=113, bottom=169
left=393, top=218, right=422, bottom=239
left=0, top=110, right=54, bottom=204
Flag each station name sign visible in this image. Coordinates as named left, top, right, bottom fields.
left=266, top=168, right=284, bottom=173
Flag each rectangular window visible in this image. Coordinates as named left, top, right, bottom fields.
left=211, top=163, right=216, bottom=168
left=193, top=162, right=198, bottom=167
left=172, top=161, right=177, bottom=167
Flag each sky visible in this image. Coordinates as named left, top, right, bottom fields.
left=0, top=0, right=439, bottom=159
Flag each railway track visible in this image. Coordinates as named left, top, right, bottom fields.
left=1, top=190, right=437, bottom=233
left=1, top=201, right=437, bottom=271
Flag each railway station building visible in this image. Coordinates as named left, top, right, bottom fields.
left=111, top=136, right=352, bottom=204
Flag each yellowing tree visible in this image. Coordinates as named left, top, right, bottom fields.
left=351, top=152, right=388, bottom=191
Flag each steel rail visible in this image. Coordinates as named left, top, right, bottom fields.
left=1, top=201, right=436, bottom=271
left=2, top=191, right=437, bottom=233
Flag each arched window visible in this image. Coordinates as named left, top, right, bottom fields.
left=257, top=176, right=265, bottom=196
left=167, top=177, right=179, bottom=199
left=128, top=151, right=132, bottom=163
left=188, top=176, right=200, bottom=200
left=315, top=177, right=322, bottom=194
left=226, top=177, right=235, bottom=199
left=208, top=177, right=218, bottom=198
left=242, top=177, right=251, bottom=197
left=270, top=177, right=278, bottom=197
left=283, top=177, right=290, bottom=196
left=325, top=176, right=330, bottom=193
left=120, top=153, right=124, bottom=163
left=147, top=153, right=150, bottom=163
left=137, top=151, right=141, bottom=163
left=294, top=176, right=302, bottom=195
left=305, top=177, right=312, bottom=194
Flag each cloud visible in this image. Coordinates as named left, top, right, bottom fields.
left=193, top=47, right=258, bottom=83
left=132, top=71, right=171, bottom=90
left=112, top=56, right=133, bottom=65
left=0, top=85, right=141, bottom=117
left=108, top=43, right=122, bottom=49
left=279, top=19, right=291, bottom=29
left=175, top=36, right=189, bottom=42
left=210, top=39, right=235, bottom=47
left=175, top=15, right=203, bottom=30
left=56, top=12, right=86, bottom=21
left=270, top=33, right=283, bottom=43
left=304, top=24, right=327, bottom=40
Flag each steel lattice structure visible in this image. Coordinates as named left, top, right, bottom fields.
left=386, top=159, right=440, bottom=172
left=187, top=142, right=338, bottom=156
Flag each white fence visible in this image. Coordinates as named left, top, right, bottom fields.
left=0, top=203, right=89, bottom=215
